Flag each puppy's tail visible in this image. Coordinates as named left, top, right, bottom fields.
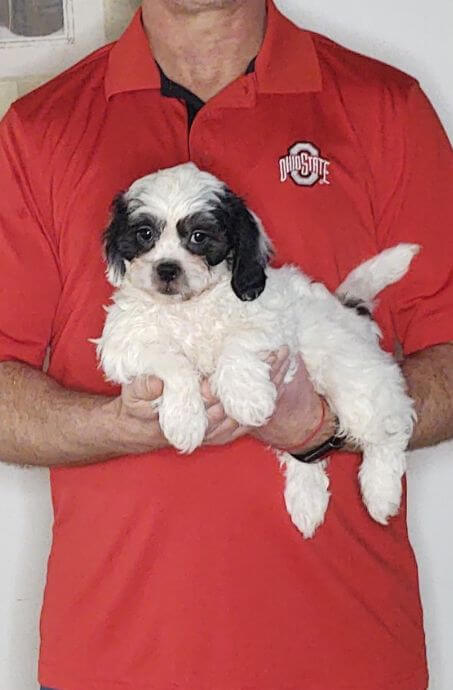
left=336, top=243, right=420, bottom=314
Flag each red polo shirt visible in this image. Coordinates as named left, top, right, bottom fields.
left=1, top=3, right=452, bottom=689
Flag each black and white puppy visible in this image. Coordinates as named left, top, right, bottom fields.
left=94, top=162, right=418, bottom=538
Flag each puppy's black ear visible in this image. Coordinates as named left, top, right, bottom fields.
left=218, top=189, right=272, bottom=301
left=103, top=193, right=129, bottom=286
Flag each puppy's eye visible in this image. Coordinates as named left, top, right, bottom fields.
left=190, top=231, right=207, bottom=244
left=136, top=226, right=154, bottom=245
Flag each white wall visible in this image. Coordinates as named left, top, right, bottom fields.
left=0, top=1, right=452, bottom=688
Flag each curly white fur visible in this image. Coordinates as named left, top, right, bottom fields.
left=94, top=164, right=418, bottom=538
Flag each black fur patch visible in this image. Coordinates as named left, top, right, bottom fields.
left=342, top=297, right=372, bottom=317
left=176, top=212, right=231, bottom=267
left=103, top=193, right=164, bottom=281
left=211, top=187, right=271, bottom=301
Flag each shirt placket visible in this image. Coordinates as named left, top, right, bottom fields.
left=188, top=76, right=256, bottom=170
left=189, top=111, right=221, bottom=169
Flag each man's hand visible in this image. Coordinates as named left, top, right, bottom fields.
left=102, top=375, right=168, bottom=454
left=199, top=348, right=336, bottom=452
left=250, top=351, right=337, bottom=453
left=200, top=348, right=292, bottom=446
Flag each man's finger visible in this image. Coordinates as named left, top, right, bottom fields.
left=268, top=345, right=290, bottom=372
left=207, top=402, right=226, bottom=427
left=272, top=357, right=292, bottom=389
left=129, top=375, right=164, bottom=401
left=275, top=345, right=290, bottom=365
left=201, top=378, right=219, bottom=406
left=205, top=416, right=239, bottom=441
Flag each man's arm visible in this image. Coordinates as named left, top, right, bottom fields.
left=402, top=343, right=453, bottom=450
left=0, top=361, right=168, bottom=467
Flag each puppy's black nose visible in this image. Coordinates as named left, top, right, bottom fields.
left=156, top=261, right=182, bottom=282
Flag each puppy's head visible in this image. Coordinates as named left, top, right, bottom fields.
left=104, top=163, right=272, bottom=301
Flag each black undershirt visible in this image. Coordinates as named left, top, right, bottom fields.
left=158, top=59, right=256, bottom=129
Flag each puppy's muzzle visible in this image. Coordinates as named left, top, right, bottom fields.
left=155, top=261, right=182, bottom=283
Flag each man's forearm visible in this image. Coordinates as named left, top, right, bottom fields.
left=401, top=343, right=453, bottom=450
left=0, top=361, right=165, bottom=467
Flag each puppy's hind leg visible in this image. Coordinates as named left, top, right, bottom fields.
left=279, top=453, right=330, bottom=538
left=359, top=442, right=407, bottom=525
left=341, top=360, right=414, bottom=524
left=297, top=306, right=413, bottom=526
left=314, top=347, right=413, bottom=525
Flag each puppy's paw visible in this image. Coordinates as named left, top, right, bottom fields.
left=211, top=359, right=277, bottom=427
left=159, top=389, right=208, bottom=454
left=359, top=451, right=405, bottom=524
left=225, top=379, right=277, bottom=427
left=360, top=470, right=402, bottom=525
left=281, top=454, right=330, bottom=538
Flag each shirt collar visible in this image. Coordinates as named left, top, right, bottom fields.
left=255, top=1, right=322, bottom=94
left=104, top=0, right=322, bottom=102
left=104, top=10, right=160, bottom=101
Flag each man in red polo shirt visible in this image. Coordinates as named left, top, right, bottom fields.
left=0, top=1, right=452, bottom=688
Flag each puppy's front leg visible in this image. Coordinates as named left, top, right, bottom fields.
left=211, top=334, right=277, bottom=427
left=149, top=351, right=208, bottom=454
left=100, top=339, right=207, bottom=453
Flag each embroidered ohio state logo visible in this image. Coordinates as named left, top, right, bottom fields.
left=279, top=142, right=330, bottom=187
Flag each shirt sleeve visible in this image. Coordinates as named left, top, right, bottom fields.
left=375, top=82, right=453, bottom=355
left=0, top=106, right=61, bottom=368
